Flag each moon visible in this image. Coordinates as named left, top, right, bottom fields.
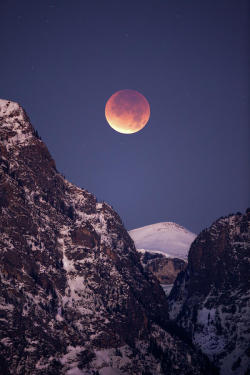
left=105, top=89, right=150, bottom=134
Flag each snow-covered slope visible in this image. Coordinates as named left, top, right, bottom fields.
left=129, top=222, right=196, bottom=259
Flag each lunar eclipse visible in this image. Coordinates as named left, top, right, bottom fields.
left=105, top=89, right=150, bottom=134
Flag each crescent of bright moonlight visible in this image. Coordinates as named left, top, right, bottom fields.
left=105, top=89, right=150, bottom=134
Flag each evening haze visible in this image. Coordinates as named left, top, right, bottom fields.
left=0, top=0, right=249, bottom=233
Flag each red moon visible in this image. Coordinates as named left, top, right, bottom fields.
left=105, top=89, right=150, bottom=134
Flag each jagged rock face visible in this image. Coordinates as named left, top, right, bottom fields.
left=0, top=100, right=216, bottom=374
left=139, top=251, right=186, bottom=284
left=168, top=212, right=250, bottom=375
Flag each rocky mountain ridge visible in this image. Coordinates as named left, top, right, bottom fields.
left=0, top=99, right=215, bottom=374
left=139, top=250, right=186, bottom=285
left=168, top=211, right=250, bottom=375
left=138, top=250, right=187, bottom=296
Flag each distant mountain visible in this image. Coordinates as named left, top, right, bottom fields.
left=0, top=99, right=215, bottom=375
left=129, top=223, right=196, bottom=295
left=168, top=211, right=250, bottom=375
left=129, top=222, right=196, bottom=260
left=138, top=251, right=187, bottom=296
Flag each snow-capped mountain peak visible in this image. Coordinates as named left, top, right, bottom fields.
left=129, top=221, right=196, bottom=260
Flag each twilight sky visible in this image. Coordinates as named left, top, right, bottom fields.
left=0, top=0, right=249, bottom=234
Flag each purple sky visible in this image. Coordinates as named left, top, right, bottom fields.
left=0, top=0, right=249, bottom=233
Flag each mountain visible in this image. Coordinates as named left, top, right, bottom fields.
left=168, top=211, right=250, bottom=375
left=129, top=223, right=196, bottom=295
left=129, top=222, right=196, bottom=260
left=0, top=99, right=216, bottom=375
left=139, top=251, right=187, bottom=285
left=138, top=251, right=187, bottom=296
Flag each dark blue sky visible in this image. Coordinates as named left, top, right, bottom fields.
left=0, top=0, right=249, bottom=233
